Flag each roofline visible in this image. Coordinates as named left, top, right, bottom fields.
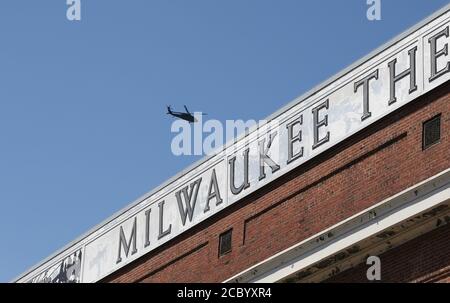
left=12, top=2, right=450, bottom=282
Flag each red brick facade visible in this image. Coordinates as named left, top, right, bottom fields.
left=103, top=81, right=450, bottom=283
left=325, top=223, right=450, bottom=283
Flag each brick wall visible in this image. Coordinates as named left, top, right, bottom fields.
left=325, top=223, right=450, bottom=283
left=103, top=81, right=450, bottom=283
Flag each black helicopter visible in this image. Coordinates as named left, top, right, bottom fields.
left=166, top=105, right=206, bottom=123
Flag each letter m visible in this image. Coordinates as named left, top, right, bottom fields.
left=116, top=217, right=138, bottom=264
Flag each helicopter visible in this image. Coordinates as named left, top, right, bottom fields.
left=166, top=105, right=206, bottom=123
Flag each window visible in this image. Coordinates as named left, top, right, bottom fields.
left=422, top=114, right=441, bottom=150
left=219, top=229, right=232, bottom=257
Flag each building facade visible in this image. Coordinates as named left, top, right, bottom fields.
left=15, top=4, right=450, bottom=283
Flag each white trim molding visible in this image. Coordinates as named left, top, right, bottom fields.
left=225, top=168, right=450, bottom=283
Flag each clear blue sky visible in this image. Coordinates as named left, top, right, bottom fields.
left=0, top=0, right=448, bottom=282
